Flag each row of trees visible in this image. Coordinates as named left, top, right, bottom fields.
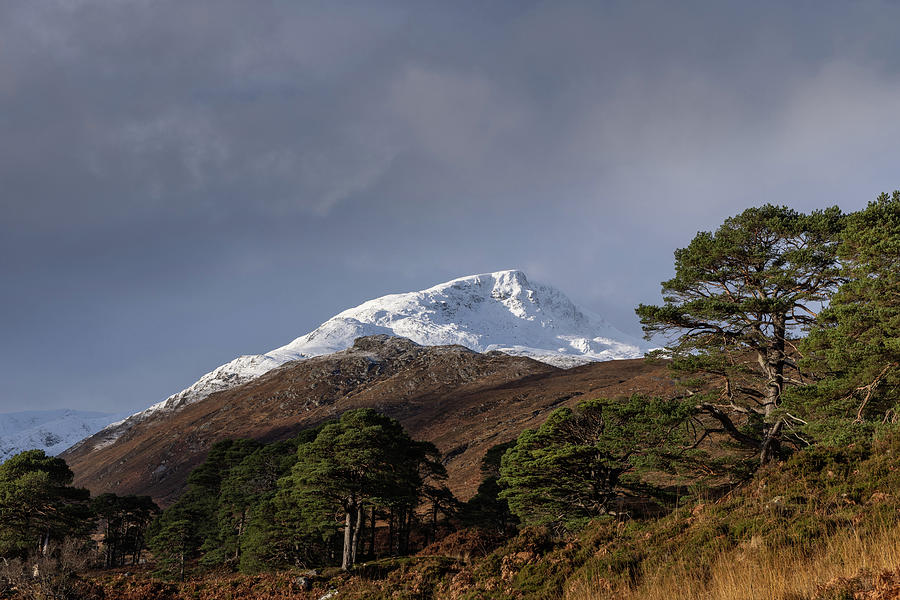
left=148, top=409, right=452, bottom=576
left=0, top=410, right=507, bottom=583
left=0, top=450, right=158, bottom=563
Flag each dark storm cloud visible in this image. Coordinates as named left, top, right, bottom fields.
left=3, top=1, right=900, bottom=412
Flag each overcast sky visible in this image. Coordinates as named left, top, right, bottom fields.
left=3, top=0, right=900, bottom=415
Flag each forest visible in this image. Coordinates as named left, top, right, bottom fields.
left=3, top=192, right=900, bottom=599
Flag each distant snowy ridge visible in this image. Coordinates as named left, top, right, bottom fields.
left=0, top=409, right=128, bottom=463
left=84, top=270, right=645, bottom=451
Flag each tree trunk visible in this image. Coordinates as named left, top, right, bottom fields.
left=396, top=507, right=405, bottom=555
left=368, top=506, right=376, bottom=559
left=105, top=521, right=113, bottom=568
left=235, top=509, right=246, bottom=562
left=758, top=315, right=786, bottom=464
left=404, top=509, right=412, bottom=555
left=397, top=506, right=410, bottom=555
left=430, top=501, right=438, bottom=546
left=763, top=316, right=786, bottom=417
left=351, top=503, right=364, bottom=566
left=388, top=508, right=395, bottom=557
left=341, top=506, right=354, bottom=571
left=760, top=419, right=784, bottom=464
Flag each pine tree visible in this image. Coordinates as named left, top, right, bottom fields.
left=284, top=409, right=446, bottom=570
left=147, top=438, right=259, bottom=577
left=0, top=450, right=93, bottom=560
left=461, top=441, right=518, bottom=533
left=636, top=204, right=844, bottom=464
left=92, top=493, right=158, bottom=567
left=498, top=396, right=691, bottom=528
left=147, top=517, right=196, bottom=582
left=212, top=438, right=301, bottom=567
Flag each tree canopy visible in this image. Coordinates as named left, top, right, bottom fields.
left=499, top=396, right=691, bottom=528
left=799, top=191, right=900, bottom=426
left=92, top=493, right=158, bottom=568
left=145, top=410, right=448, bottom=575
left=636, top=204, right=844, bottom=463
left=0, top=450, right=93, bottom=559
left=147, top=438, right=261, bottom=578
left=282, top=409, right=446, bottom=570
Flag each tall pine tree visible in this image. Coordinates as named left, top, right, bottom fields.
left=284, top=409, right=445, bottom=570
left=636, top=205, right=844, bottom=463
left=0, top=451, right=93, bottom=559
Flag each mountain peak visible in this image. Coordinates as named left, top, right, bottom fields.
left=84, top=271, right=644, bottom=452
left=443, top=269, right=528, bottom=288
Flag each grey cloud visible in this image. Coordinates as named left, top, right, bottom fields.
left=3, top=0, right=900, bottom=413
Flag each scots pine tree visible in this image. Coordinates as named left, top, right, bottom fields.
left=92, top=493, right=158, bottom=567
left=462, top=441, right=518, bottom=533
left=498, top=396, right=691, bottom=528
left=212, top=438, right=301, bottom=567
left=0, top=450, right=93, bottom=559
left=147, top=517, right=196, bottom=582
left=283, top=409, right=445, bottom=570
left=148, top=438, right=260, bottom=577
left=636, top=205, right=844, bottom=464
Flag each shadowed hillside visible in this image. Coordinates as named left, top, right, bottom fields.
left=62, top=336, right=671, bottom=505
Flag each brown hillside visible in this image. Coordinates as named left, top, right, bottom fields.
left=62, top=336, right=672, bottom=505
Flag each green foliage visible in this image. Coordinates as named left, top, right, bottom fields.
left=147, top=427, right=331, bottom=575
left=147, top=517, right=197, bottom=581
left=262, top=479, right=340, bottom=569
left=283, top=409, right=447, bottom=570
left=92, top=493, right=158, bottom=568
left=636, top=204, right=845, bottom=464
left=498, top=395, right=692, bottom=528
left=207, top=437, right=302, bottom=568
left=461, top=441, right=518, bottom=532
left=235, top=499, right=302, bottom=573
left=0, top=450, right=94, bottom=560
left=450, top=426, right=900, bottom=599
left=289, top=410, right=420, bottom=512
left=148, top=413, right=449, bottom=575
left=148, top=438, right=261, bottom=578
left=800, top=191, right=900, bottom=425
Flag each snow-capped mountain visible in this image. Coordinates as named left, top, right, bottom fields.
left=83, top=270, right=645, bottom=451
left=0, top=409, right=128, bottom=463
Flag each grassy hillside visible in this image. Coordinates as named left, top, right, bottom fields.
left=70, top=426, right=900, bottom=600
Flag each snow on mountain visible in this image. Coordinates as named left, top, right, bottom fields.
left=83, top=270, right=646, bottom=451
left=288, top=270, right=644, bottom=365
left=0, top=409, right=128, bottom=463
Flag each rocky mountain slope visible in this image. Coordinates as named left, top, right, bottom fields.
left=0, top=409, right=126, bottom=463
left=84, top=270, right=644, bottom=454
left=62, top=336, right=669, bottom=504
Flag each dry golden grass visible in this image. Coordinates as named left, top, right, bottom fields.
left=565, top=521, right=900, bottom=600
